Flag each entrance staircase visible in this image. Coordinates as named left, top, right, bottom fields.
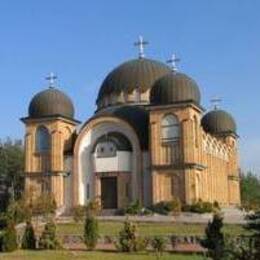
left=100, top=209, right=118, bottom=216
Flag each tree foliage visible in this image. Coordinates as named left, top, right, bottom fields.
left=0, top=138, right=24, bottom=211
left=225, top=214, right=260, bottom=259
left=241, top=172, right=260, bottom=211
left=201, top=213, right=225, bottom=260
left=29, top=192, right=57, bottom=219
left=0, top=220, right=17, bottom=252
left=84, top=215, right=99, bottom=250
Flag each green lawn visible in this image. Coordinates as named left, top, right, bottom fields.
left=56, top=221, right=251, bottom=237
left=0, top=250, right=205, bottom=260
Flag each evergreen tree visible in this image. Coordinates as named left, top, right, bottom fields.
left=21, top=221, right=36, bottom=249
left=150, top=236, right=167, bottom=259
left=84, top=214, right=99, bottom=250
left=201, top=213, right=225, bottom=260
left=0, top=221, right=17, bottom=252
left=38, top=221, right=60, bottom=249
left=116, top=219, right=148, bottom=252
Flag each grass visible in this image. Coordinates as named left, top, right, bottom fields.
left=0, top=250, right=205, bottom=260
left=56, top=221, right=251, bottom=237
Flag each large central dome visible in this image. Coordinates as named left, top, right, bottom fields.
left=96, top=58, right=171, bottom=109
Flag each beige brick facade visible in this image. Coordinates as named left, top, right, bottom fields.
left=22, top=101, right=240, bottom=210
left=22, top=116, right=78, bottom=208
left=149, top=103, right=240, bottom=206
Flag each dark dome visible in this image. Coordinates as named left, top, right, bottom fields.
left=96, top=58, right=171, bottom=103
left=201, top=109, right=237, bottom=135
left=150, top=72, right=201, bottom=105
left=29, top=88, right=75, bottom=119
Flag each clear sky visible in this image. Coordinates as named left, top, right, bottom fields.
left=0, top=0, right=259, bottom=173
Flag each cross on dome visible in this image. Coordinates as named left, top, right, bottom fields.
left=210, top=96, right=222, bottom=110
left=46, top=72, right=57, bottom=88
left=134, top=35, right=149, bottom=59
left=167, top=54, right=180, bottom=72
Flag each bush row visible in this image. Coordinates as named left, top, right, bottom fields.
left=121, top=199, right=219, bottom=216
left=72, top=198, right=220, bottom=220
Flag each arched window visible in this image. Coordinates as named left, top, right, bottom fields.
left=161, top=114, right=180, bottom=142
left=36, top=126, right=50, bottom=153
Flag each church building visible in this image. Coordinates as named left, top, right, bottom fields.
left=21, top=37, right=241, bottom=212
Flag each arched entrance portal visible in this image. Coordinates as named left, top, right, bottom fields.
left=92, top=132, right=133, bottom=209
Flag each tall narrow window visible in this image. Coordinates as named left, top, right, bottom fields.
left=125, top=183, right=130, bottom=198
left=161, top=114, right=180, bottom=142
left=86, top=183, right=90, bottom=199
left=194, top=116, right=199, bottom=148
left=36, top=126, right=50, bottom=153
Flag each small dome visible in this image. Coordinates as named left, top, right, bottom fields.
left=201, top=109, right=237, bottom=136
left=150, top=72, right=201, bottom=105
left=29, top=88, right=75, bottom=119
left=96, top=58, right=171, bottom=105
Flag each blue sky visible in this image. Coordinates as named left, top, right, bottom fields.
left=0, top=0, right=259, bottom=173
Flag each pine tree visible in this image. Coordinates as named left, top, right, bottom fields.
left=84, top=215, right=99, bottom=250
left=21, top=221, right=36, bottom=249
left=201, top=213, right=225, bottom=260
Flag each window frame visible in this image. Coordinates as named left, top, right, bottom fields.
left=35, top=125, right=51, bottom=153
left=161, top=114, right=180, bottom=143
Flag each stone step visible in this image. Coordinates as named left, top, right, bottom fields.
left=100, top=209, right=118, bottom=216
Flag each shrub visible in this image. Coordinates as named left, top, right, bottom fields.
left=86, top=198, right=102, bottom=216
left=32, top=193, right=57, bottom=219
left=0, top=221, right=17, bottom=252
left=150, top=198, right=181, bottom=215
left=116, top=219, right=148, bottom=252
left=21, top=221, right=36, bottom=249
left=213, top=201, right=220, bottom=210
left=6, top=199, right=31, bottom=224
left=72, top=205, right=86, bottom=223
left=150, top=236, right=167, bottom=259
left=125, top=200, right=142, bottom=215
left=84, top=215, right=99, bottom=250
left=201, top=213, right=225, bottom=260
left=38, top=221, right=61, bottom=249
left=182, top=200, right=217, bottom=214
left=141, top=208, right=153, bottom=216
left=166, top=198, right=182, bottom=213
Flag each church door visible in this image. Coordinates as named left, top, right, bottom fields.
left=101, top=177, right=117, bottom=209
